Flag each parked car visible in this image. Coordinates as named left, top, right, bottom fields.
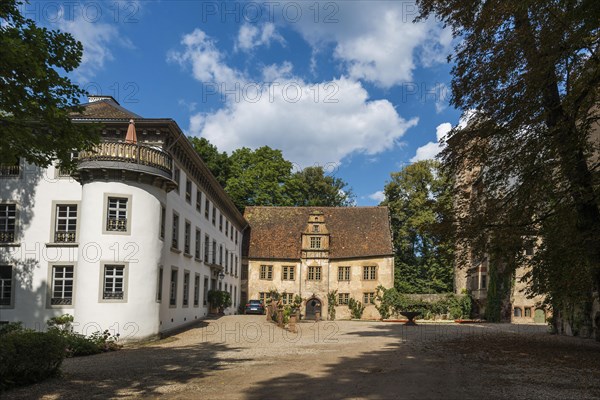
left=244, top=300, right=265, bottom=315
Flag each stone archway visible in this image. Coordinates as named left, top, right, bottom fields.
left=305, top=298, right=322, bottom=320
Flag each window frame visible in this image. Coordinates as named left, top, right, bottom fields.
left=307, top=266, right=322, bottom=281
left=171, top=211, right=180, bottom=251
left=0, top=265, right=15, bottom=308
left=173, top=166, right=181, bottom=193
left=260, top=265, right=273, bottom=280
left=362, top=266, right=377, bottom=281
left=47, top=264, right=75, bottom=308
left=363, top=292, right=375, bottom=305
left=194, top=228, right=201, bottom=260
left=338, top=292, right=349, bottom=305
left=338, top=266, right=351, bottom=281
left=0, top=203, right=18, bottom=244
left=99, top=263, right=129, bottom=303
left=169, top=267, right=179, bottom=308
left=184, top=220, right=191, bottom=255
left=193, top=273, right=200, bottom=307
left=51, top=201, right=80, bottom=244
left=309, top=236, right=322, bottom=249
left=196, top=190, right=202, bottom=213
left=157, top=266, right=163, bottom=303
left=102, top=194, right=132, bottom=235
left=185, top=179, right=192, bottom=203
left=282, top=265, right=295, bottom=280
left=182, top=270, right=190, bottom=307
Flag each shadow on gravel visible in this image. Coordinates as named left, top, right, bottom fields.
left=245, top=323, right=600, bottom=400
left=4, top=340, right=250, bottom=399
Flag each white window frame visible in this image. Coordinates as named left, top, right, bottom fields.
left=100, top=263, right=128, bottom=303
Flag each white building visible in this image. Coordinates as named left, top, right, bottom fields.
left=0, top=96, right=247, bottom=340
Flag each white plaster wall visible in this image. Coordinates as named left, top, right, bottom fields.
left=0, top=164, right=81, bottom=329
left=74, top=181, right=163, bottom=340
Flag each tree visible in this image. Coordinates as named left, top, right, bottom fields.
left=382, top=160, right=454, bottom=293
left=416, top=0, right=600, bottom=337
left=225, top=146, right=293, bottom=212
left=0, top=0, right=98, bottom=169
left=284, top=166, right=354, bottom=207
left=189, top=137, right=231, bottom=187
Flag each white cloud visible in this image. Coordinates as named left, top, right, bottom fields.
left=57, top=16, right=122, bottom=82
left=410, top=122, right=452, bottom=162
left=235, top=22, right=285, bottom=52
left=368, top=190, right=385, bottom=202
left=189, top=76, right=418, bottom=167
left=167, top=29, right=244, bottom=88
left=279, top=1, right=453, bottom=88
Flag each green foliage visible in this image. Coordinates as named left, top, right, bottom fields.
left=0, top=329, right=66, bottom=390
left=375, top=286, right=472, bottom=320
left=382, top=160, right=454, bottom=294
left=327, top=290, right=338, bottom=320
left=416, top=0, right=600, bottom=338
left=285, top=166, right=354, bottom=207
left=207, top=290, right=232, bottom=311
left=46, top=315, right=120, bottom=356
left=189, top=137, right=231, bottom=187
left=348, top=298, right=365, bottom=319
left=0, top=0, right=99, bottom=168
left=0, top=322, right=24, bottom=336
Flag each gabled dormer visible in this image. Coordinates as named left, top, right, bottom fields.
left=301, top=211, right=329, bottom=258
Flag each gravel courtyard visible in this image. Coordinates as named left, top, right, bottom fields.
left=5, top=315, right=600, bottom=399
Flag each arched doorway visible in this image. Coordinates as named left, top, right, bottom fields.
left=305, top=298, right=322, bottom=320
left=534, top=308, right=546, bottom=323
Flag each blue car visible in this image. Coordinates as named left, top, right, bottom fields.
left=244, top=300, right=265, bottom=315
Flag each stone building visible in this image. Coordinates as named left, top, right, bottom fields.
left=0, top=96, right=246, bottom=340
left=242, top=206, right=394, bottom=320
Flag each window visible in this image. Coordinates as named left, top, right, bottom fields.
left=260, top=265, right=273, bottom=280
left=242, top=263, right=248, bottom=279
left=103, top=265, right=125, bottom=300
left=363, top=266, right=377, bottom=280
left=205, top=199, right=210, bottom=219
left=212, top=240, right=217, bottom=264
left=0, top=265, right=13, bottom=306
left=363, top=292, right=375, bottom=304
left=310, top=236, right=322, bottom=249
left=225, top=250, right=229, bottom=273
left=159, top=206, right=166, bottom=240
left=106, top=197, right=128, bottom=232
left=212, top=208, right=216, bottom=226
left=282, top=266, right=295, bottom=280
left=51, top=265, right=74, bottom=305
left=230, top=226, right=234, bottom=241
left=235, top=230, right=238, bottom=245
left=338, top=266, right=351, bottom=281
left=524, top=307, right=532, bottom=317
left=53, top=204, right=78, bottom=243
left=230, top=253, right=234, bottom=274
left=312, top=224, right=319, bottom=233
left=0, top=204, right=17, bottom=243
left=169, top=269, right=178, bottom=306
left=514, top=307, right=522, bottom=317
left=194, top=274, right=200, bottom=307
left=157, top=267, right=163, bottom=302
left=480, top=273, right=487, bottom=290
left=171, top=213, right=179, bottom=249
left=282, top=293, right=294, bottom=305
left=203, top=276, right=209, bottom=305
left=184, top=221, right=191, bottom=254
left=308, top=266, right=321, bottom=280
left=174, top=167, right=180, bottom=193
left=235, top=256, right=238, bottom=276
left=225, top=220, right=229, bottom=237
left=338, top=293, right=349, bottom=305
left=219, top=214, right=223, bottom=231
left=259, top=292, right=268, bottom=304
left=524, top=245, right=535, bottom=256
left=204, top=234, right=210, bottom=263
left=195, top=228, right=201, bottom=259
left=219, top=245, right=223, bottom=266
left=234, top=286, right=237, bottom=307
left=196, top=190, right=202, bottom=212
left=185, top=179, right=192, bottom=203
left=183, top=271, right=190, bottom=306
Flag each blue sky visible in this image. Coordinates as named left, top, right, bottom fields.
left=26, top=0, right=462, bottom=205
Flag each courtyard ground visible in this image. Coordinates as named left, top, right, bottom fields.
left=5, top=315, right=600, bottom=399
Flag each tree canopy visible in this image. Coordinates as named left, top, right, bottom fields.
left=285, top=166, right=354, bottom=207
left=189, top=137, right=231, bottom=187
left=416, top=0, right=599, bottom=336
left=0, top=0, right=98, bottom=168
left=382, top=160, right=454, bottom=293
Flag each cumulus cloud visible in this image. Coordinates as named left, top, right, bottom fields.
left=410, top=122, right=452, bottom=162
left=279, top=1, right=453, bottom=88
left=236, top=22, right=285, bottom=52
left=167, top=29, right=244, bottom=88
left=189, top=76, right=418, bottom=167
left=368, top=191, right=386, bottom=203
left=57, top=16, right=124, bottom=82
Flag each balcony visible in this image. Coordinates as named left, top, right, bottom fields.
left=0, top=163, right=20, bottom=177
left=77, top=142, right=176, bottom=191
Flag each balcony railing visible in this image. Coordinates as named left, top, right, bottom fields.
left=0, top=231, right=15, bottom=243
left=0, top=164, right=20, bottom=177
left=51, top=297, right=72, bottom=305
left=103, top=291, right=124, bottom=300
left=54, top=231, right=77, bottom=243
left=78, top=142, right=172, bottom=175
left=107, top=218, right=127, bottom=232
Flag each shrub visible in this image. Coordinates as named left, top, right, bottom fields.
left=327, top=290, right=338, bottom=320
left=207, top=290, right=232, bottom=312
left=348, top=298, right=365, bottom=319
left=47, top=316, right=121, bottom=357
left=0, top=330, right=66, bottom=390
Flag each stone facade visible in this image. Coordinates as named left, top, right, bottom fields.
left=243, top=207, right=394, bottom=320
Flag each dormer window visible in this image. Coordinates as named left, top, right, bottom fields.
left=310, top=236, right=321, bottom=249
left=312, top=224, right=319, bottom=233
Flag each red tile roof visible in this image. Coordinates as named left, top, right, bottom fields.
left=243, top=206, right=393, bottom=260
